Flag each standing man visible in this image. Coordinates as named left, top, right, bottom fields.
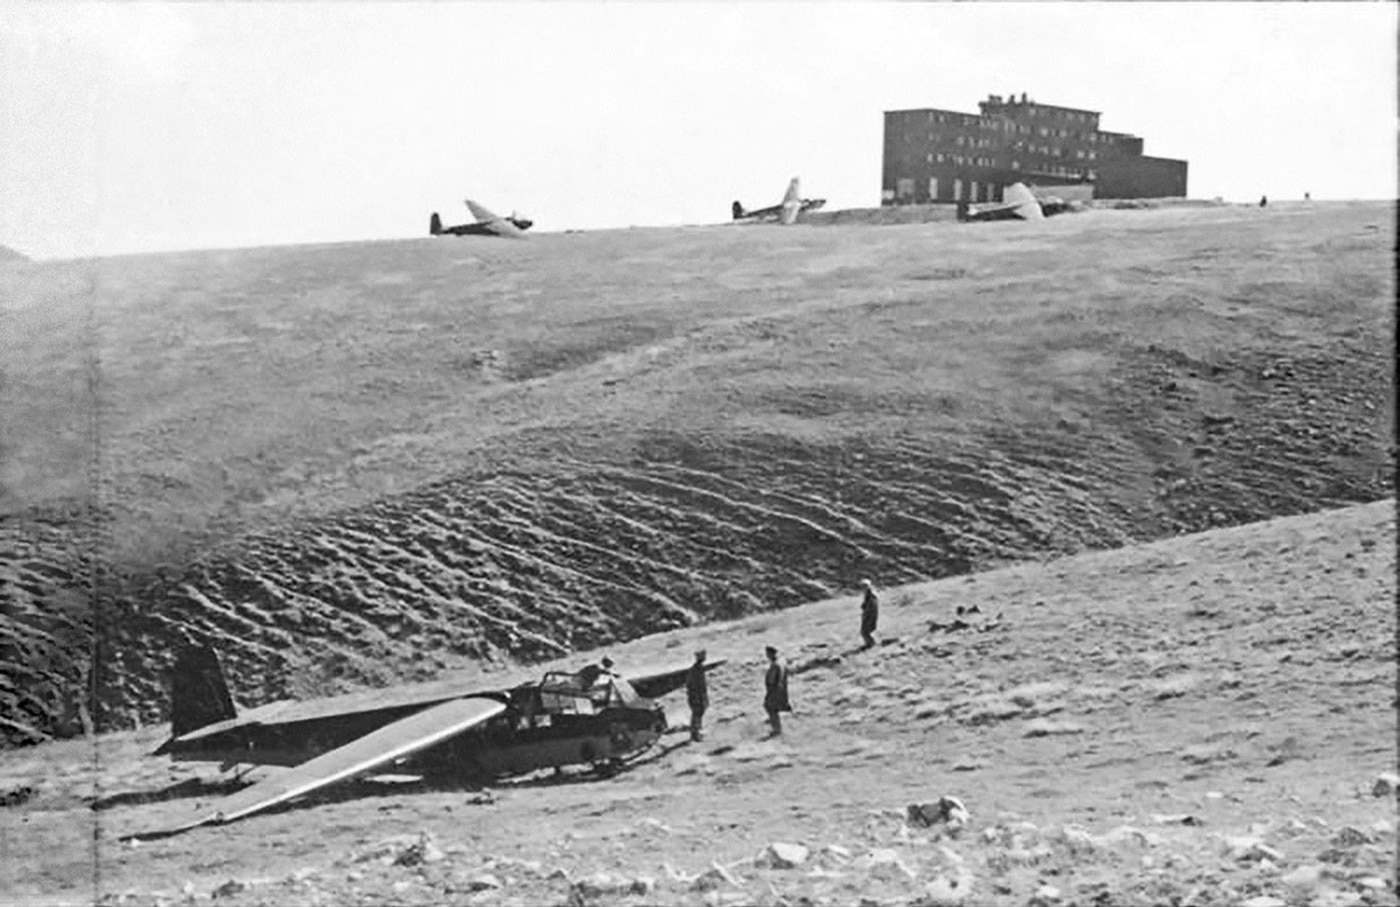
left=859, top=578, right=880, bottom=650
left=763, top=646, right=791, bottom=737
left=685, top=650, right=709, bottom=742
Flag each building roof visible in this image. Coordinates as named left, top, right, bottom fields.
left=980, top=98, right=1101, bottom=117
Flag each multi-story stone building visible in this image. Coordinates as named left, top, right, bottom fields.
left=882, top=93, right=1187, bottom=205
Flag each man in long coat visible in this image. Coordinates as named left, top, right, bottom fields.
left=685, top=650, right=709, bottom=742
left=859, top=578, right=880, bottom=650
left=763, top=645, right=791, bottom=737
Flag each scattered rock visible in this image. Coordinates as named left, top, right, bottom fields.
left=861, top=848, right=917, bottom=881
left=0, top=785, right=37, bottom=808
left=210, top=880, right=247, bottom=899
left=1101, top=825, right=1161, bottom=848
left=907, top=796, right=970, bottom=833
left=1151, top=813, right=1204, bottom=826
left=356, top=834, right=420, bottom=864
left=1023, top=718, right=1083, bottom=737
left=923, top=872, right=972, bottom=905
left=484, top=856, right=542, bottom=876
left=1030, top=883, right=1062, bottom=905
left=1223, top=835, right=1283, bottom=864
left=1330, top=827, right=1373, bottom=847
left=757, top=842, right=809, bottom=869
left=691, top=862, right=743, bottom=892
left=454, top=873, right=502, bottom=893
left=572, top=871, right=631, bottom=897
left=1239, top=897, right=1286, bottom=907
left=1371, top=772, right=1399, bottom=798
left=1053, top=825, right=1097, bottom=855
left=1282, top=864, right=1324, bottom=887
left=1309, top=890, right=1363, bottom=907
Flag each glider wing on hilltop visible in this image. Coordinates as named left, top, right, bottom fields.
left=430, top=199, right=532, bottom=237
left=732, top=177, right=826, bottom=225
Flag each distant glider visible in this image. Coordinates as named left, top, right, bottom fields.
left=958, top=182, right=1083, bottom=223
left=732, top=177, right=826, bottom=225
left=430, top=199, right=532, bottom=238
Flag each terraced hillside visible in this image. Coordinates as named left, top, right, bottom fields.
left=0, top=202, right=1392, bottom=744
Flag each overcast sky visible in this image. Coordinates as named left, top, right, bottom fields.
left=2, top=2, right=1395, bottom=260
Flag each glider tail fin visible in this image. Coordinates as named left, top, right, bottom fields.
left=170, top=646, right=236, bottom=738
left=731, top=201, right=745, bottom=220
left=430, top=212, right=443, bottom=236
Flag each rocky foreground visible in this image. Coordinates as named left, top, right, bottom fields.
left=2, top=500, right=1393, bottom=905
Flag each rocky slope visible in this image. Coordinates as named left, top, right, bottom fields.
left=1, top=500, right=1394, bottom=906
left=0, top=203, right=1393, bottom=745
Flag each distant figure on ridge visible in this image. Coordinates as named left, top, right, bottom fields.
left=859, top=578, right=880, bottom=650
left=763, top=646, right=791, bottom=738
left=1259, top=195, right=1268, bottom=208
left=686, top=650, right=709, bottom=742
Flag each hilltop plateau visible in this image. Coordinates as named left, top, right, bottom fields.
left=1, top=500, right=1394, bottom=905
left=0, top=202, right=1393, bottom=745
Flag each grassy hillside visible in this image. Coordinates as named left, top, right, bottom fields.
left=0, top=202, right=1393, bottom=744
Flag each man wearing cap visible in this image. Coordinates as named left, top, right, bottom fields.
left=685, top=650, right=709, bottom=742
left=763, top=646, right=791, bottom=737
left=859, top=579, right=880, bottom=650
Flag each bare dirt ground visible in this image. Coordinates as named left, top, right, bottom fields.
left=1, top=499, right=1394, bottom=906
left=1, top=202, right=1392, bottom=748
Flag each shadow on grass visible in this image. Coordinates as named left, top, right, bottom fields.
left=91, top=775, right=255, bottom=812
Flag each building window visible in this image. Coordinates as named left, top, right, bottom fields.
left=896, top=178, right=915, bottom=200
left=953, top=178, right=963, bottom=201
left=970, top=180, right=978, bottom=201
left=926, top=153, right=933, bottom=163
left=928, top=177, right=939, bottom=200
left=882, top=188, right=896, bottom=201
left=936, top=153, right=945, bottom=163
left=1011, top=160, right=1020, bottom=170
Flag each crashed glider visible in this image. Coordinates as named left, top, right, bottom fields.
left=127, top=647, right=724, bottom=839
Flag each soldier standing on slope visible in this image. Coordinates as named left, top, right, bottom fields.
left=859, top=578, right=880, bottom=650
left=763, top=646, right=791, bottom=738
left=686, top=650, right=709, bottom=742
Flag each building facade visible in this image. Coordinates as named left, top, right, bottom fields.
left=882, top=93, right=1187, bottom=205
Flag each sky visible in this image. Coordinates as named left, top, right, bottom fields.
left=1, top=3, right=1395, bottom=260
